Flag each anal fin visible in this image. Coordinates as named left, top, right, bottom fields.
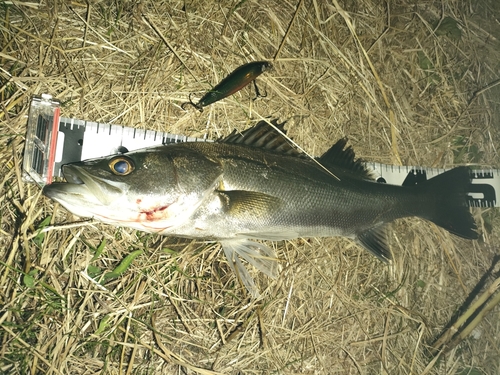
left=356, top=226, right=392, bottom=262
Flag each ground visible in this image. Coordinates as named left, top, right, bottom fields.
left=1, top=0, right=499, bottom=374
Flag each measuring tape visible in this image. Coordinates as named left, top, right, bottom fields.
left=23, top=94, right=208, bottom=186
left=23, top=94, right=499, bottom=208
left=366, top=162, right=499, bottom=208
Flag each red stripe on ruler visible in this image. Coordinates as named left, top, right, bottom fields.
left=45, top=107, right=60, bottom=184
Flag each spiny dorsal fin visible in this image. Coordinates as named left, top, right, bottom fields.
left=318, top=138, right=373, bottom=180
left=219, top=119, right=302, bottom=156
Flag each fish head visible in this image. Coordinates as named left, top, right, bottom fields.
left=42, top=145, right=222, bottom=232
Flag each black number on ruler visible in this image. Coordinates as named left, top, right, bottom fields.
left=378, top=168, right=497, bottom=207
left=53, top=121, right=85, bottom=177
left=473, top=171, right=494, bottom=179
left=467, top=170, right=496, bottom=207
left=59, top=121, right=84, bottom=163
left=402, top=169, right=427, bottom=187
left=375, top=169, right=427, bottom=185
left=467, top=184, right=496, bottom=207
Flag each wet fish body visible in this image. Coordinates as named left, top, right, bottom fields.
left=43, top=120, right=477, bottom=296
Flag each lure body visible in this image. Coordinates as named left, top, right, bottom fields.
left=182, top=61, right=272, bottom=111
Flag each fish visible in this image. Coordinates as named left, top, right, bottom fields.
left=42, top=120, right=478, bottom=297
left=181, top=61, right=272, bottom=111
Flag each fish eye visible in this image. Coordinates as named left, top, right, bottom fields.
left=109, top=157, right=134, bottom=176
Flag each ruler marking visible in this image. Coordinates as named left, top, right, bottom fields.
left=22, top=95, right=500, bottom=208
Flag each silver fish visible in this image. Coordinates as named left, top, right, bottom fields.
left=43, top=120, right=477, bottom=297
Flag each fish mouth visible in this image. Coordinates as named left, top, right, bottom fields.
left=43, top=164, right=127, bottom=206
left=62, top=165, right=86, bottom=185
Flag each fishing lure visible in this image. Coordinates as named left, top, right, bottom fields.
left=182, top=61, right=272, bottom=111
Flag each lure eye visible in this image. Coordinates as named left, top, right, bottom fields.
left=109, top=157, right=134, bottom=176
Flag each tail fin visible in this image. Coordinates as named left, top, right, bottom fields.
left=417, top=167, right=477, bottom=239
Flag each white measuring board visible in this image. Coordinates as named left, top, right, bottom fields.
left=366, top=163, right=499, bottom=208
left=23, top=94, right=208, bottom=186
left=23, top=94, right=500, bottom=208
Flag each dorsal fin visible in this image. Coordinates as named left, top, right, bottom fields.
left=318, top=138, right=373, bottom=180
left=219, top=119, right=302, bottom=156
left=220, top=121, right=373, bottom=179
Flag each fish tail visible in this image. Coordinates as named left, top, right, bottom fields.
left=416, top=166, right=477, bottom=239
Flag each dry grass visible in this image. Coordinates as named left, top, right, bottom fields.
left=1, top=0, right=500, bottom=374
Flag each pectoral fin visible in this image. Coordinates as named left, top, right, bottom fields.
left=218, top=190, right=283, bottom=219
left=220, top=238, right=279, bottom=298
left=356, top=226, right=392, bottom=262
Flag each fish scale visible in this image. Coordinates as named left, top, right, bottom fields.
left=43, top=120, right=478, bottom=298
